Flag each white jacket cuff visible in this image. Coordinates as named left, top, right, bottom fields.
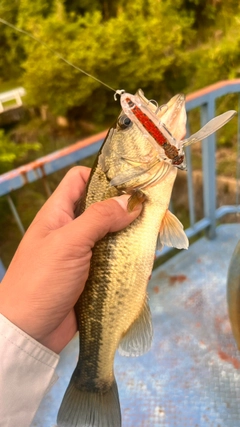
left=0, top=313, right=60, bottom=427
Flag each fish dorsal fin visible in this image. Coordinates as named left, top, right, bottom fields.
left=158, top=210, right=189, bottom=250
left=118, top=297, right=153, bottom=357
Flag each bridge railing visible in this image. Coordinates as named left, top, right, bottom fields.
left=1, top=80, right=240, bottom=278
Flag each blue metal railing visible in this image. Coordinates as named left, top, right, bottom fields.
left=185, top=80, right=240, bottom=240
left=1, top=80, right=240, bottom=279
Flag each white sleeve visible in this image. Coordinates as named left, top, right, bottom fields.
left=0, top=313, right=60, bottom=427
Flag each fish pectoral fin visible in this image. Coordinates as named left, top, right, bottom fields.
left=118, top=297, right=153, bottom=357
left=158, top=210, right=189, bottom=250
left=127, top=189, right=146, bottom=212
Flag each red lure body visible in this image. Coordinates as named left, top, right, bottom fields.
left=126, top=97, right=184, bottom=165
left=126, top=97, right=166, bottom=146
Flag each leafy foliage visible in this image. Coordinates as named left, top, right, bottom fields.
left=13, top=0, right=240, bottom=122
left=1, top=0, right=240, bottom=124
left=0, top=129, right=41, bottom=174
left=0, top=0, right=24, bottom=81
left=20, top=0, right=195, bottom=122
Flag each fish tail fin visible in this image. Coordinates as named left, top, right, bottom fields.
left=57, top=376, right=121, bottom=427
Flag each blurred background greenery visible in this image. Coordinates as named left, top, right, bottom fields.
left=0, top=0, right=240, bottom=266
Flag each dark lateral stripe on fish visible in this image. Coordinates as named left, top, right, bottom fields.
left=73, top=233, right=118, bottom=391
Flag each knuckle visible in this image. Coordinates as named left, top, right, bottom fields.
left=64, top=166, right=91, bottom=185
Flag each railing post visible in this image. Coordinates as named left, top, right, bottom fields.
left=201, top=99, right=216, bottom=239
left=185, top=122, right=196, bottom=228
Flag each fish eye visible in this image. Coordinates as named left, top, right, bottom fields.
left=117, top=114, right=132, bottom=129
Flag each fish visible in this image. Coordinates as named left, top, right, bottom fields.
left=57, top=89, right=189, bottom=427
left=227, top=240, right=240, bottom=349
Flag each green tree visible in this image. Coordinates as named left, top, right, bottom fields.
left=0, top=129, right=41, bottom=174
left=21, top=0, right=195, bottom=122
left=63, top=0, right=118, bottom=19
left=0, top=1, right=24, bottom=81
left=2, top=0, right=240, bottom=124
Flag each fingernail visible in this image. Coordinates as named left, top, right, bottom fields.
left=112, top=194, right=130, bottom=211
left=113, top=194, right=143, bottom=212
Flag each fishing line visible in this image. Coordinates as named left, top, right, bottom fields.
left=0, top=18, right=117, bottom=93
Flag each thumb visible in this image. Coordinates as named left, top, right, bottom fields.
left=62, top=194, right=143, bottom=251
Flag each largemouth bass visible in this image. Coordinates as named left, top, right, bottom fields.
left=57, top=90, right=236, bottom=427
left=57, top=90, right=188, bottom=427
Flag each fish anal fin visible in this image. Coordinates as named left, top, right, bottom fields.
left=158, top=210, right=189, bottom=250
left=118, top=297, right=153, bottom=357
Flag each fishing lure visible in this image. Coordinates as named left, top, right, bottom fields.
left=115, top=90, right=236, bottom=170
left=0, top=18, right=237, bottom=170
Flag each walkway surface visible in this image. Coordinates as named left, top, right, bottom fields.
left=31, top=224, right=240, bottom=427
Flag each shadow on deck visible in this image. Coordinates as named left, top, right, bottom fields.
left=32, top=223, right=240, bottom=427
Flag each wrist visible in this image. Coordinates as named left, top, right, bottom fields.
left=0, top=280, right=34, bottom=340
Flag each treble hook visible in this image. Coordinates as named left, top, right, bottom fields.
left=156, top=104, right=168, bottom=115
left=148, top=99, right=159, bottom=114
left=148, top=99, right=168, bottom=115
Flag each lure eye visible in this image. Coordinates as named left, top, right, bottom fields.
left=117, top=114, right=132, bottom=129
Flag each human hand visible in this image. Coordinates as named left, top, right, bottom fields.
left=0, top=167, right=142, bottom=353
